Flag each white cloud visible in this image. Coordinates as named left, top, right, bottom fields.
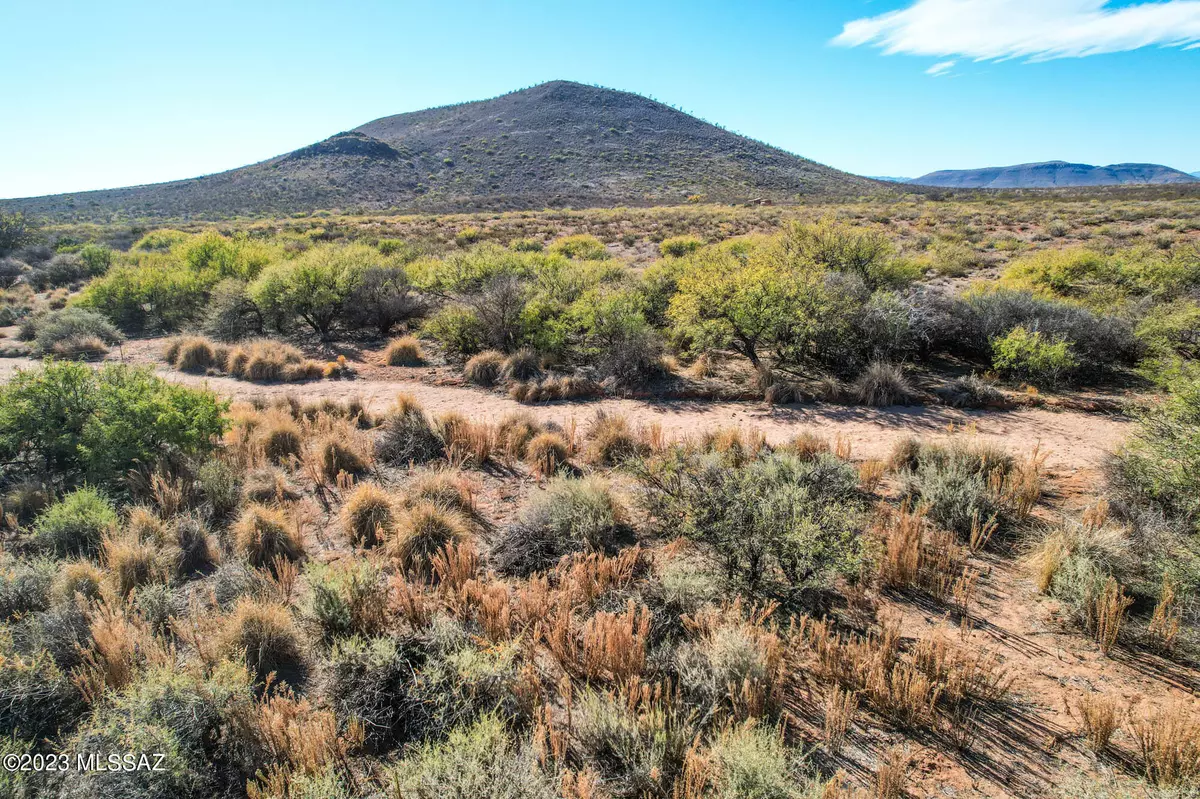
left=834, top=0, right=1200, bottom=62
left=926, top=60, right=957, bottom=75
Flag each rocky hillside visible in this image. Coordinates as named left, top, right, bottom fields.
left=5, top=82, right=879, bottom=221
left=911, top=160, right=1199, bottom=189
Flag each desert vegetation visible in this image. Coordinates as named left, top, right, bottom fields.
left=0, top=195, right=1198, bottom=798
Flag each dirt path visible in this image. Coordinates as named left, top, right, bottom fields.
left=0, top=356, right=1132, bottom=477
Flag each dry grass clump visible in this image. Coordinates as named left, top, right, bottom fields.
left=823, top=687, right=858, bottom=756
left=579, top=600, right=653, bottom=682
left=164, top=335, right=220, bottom=373
left=101, top=533, right=173, bottom=596
left=233, top=503, right=304, bottom=571
left=436, top=411, right=493, bottom=466
left=249, top=692, right=362, bottom=781
left=244, top=467, right=302, bottom=505
left=496, top=411, right=542, bottom=460
left=875, top=746, right=912, bottom=799
left=226, top=338, right=324, bottom=383
left=375, top=394, right=445, bottom=466
left=509, top=374, right=602, bottom=403
left=341, top=482, right=396, bottom=547
left=1131, top=701, right=1200, bottom=786
left=216, top=597, right=305, bottom=685
left=1076, top=692, right=1120, bottom=752
left=1089, top=576, right=1133, bottom=655
left=388, top=501, right=470, bottom=578
left=876, top=502, right=970, bottom=604
left=314, top=433, right=372, bottom=480
left=781, top=431, right=830, bottom=461
left=502, top=348, right=542, bottom=381
left=257, top=413, right=304, bottom=464
left=383, top=335, right=425, bottom=366
left=585, top=412, right=650, bottom=466
left=463, top=350, right=505, bottom=386
left=699, top=427, right=765, bottom=466
left=852, top=362, right=917, bottom=407
left=526, top=431, right=571, bottom=477
left=52, top=559, right=104, bottom=604
left=404, top=469, right=476, bottom=518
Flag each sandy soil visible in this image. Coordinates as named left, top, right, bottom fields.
left=0, top=352, right=1131, bottom=482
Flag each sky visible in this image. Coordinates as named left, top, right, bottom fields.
left=1, top=0, right=1198, bottom=198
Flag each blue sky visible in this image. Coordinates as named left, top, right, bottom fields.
left=1, top=0, right=1198, bottom=198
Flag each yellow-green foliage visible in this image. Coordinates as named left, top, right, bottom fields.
left=1003, top=245, right=1200, bottom=310
left=249, top=242, right=384, bottom=338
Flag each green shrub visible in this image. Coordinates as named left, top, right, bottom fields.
left=423, top=306, right=486, bottom=358
left=659, top=236, right=704, bottom=258
left=992, top=326, right=1078, bottom=386
left=304, top=560, right=386, bottom=642
left=493, top=477, right=627, bottom=576
left=0, top=649, right=85, bottom=740
left=0, top=556, right=54, bottom=621
left=784, top=219, right=899, bottom=288
left=386, top=714, right=556, bottom=798
left=0, top=361, right=226, bottom=490
left=29, top=307, right=124, bottom=357
left=202, top=278, right=262, bottom=341
left=900, top=441, right=1011, bottom=538
left=548, top=234, right=608, bottom=260
left=33, top=488, right=117, bottom=556
left=323, top=635, right=424, bottom=751
left=78, top=243, right=114, bottom=276
left=510, top=238, right=543, bottom=252
left=638, top=451, right=867, bottom=597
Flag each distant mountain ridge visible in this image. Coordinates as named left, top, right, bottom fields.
left=911, top=161, right=1199, bottom=189
left=3, top=81, right=878, bottom=221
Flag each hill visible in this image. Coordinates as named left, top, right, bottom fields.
left=911, top=160, right=1199, bottom=188
left=3, top=81, right=879, bottom=221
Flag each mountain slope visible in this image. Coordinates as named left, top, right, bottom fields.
left=4, top=82, right=878, bottom=220
left=911, top=161, right=1199, bottom=189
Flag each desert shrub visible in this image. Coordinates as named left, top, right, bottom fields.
left=233, top=504, right=304, bottom=570
left=549, top=234, right=608, bottom=260
left=785, top=218, right=899, bottom=288
left=566, top=287, right=663, bottom=385
left=78, top=243, right=114, bottom=276
left=384, top=335, right=425, bottom=366
left=524, top=431, right=570, bottom=478
left=900, top=441, right=1010, bottom=538
left=705, top=723, right=803, bottom=799
left=660, top=236, right=705, bottom=258
left=28, top=307, right=124, bottom=358
left=931, top=242, right=984, bottom=276
left=0, top=556, right=54, bottom=621
left=0, top=257, right=28, bottom=289
left=572, top=688, right=695, bottom=798
left=217, top=598, right=305, bottom=686
left=202, top=278, right=263, bottom=341
left=304, top=560, right=386, bottom=643
left=510, top=238, right=543, bottom=252
left=455, top=227, right=483, bottom=247
left=1108, top=368, right=1200, bottom=579
left=258, top=414, right=303, bottom=464
left=342, top=482, right=395, bottom=547
left=935, top=373, right=1005, bottom=408
left=0, top=649, right=86, bottom=740
left=637, top=450, right=867, bottom=597
left=33, top=488, right=117, bottom=556
left=492, top=477, right=626, bottom=576
left=422, top=305, right=486, bottom=358
left=242, top=467, right=301, bottom=506
left=52, top=560, right=104, bottom=605
left=388, top=502, right=469, bottom=577
left=851, top=361, right=917, bottom=406
left=173, top=513, right=217, bottom=575
left=54, top=664, right=254, bottom=799
left=322, top=635, right=424, bottom=751
left=463, top=350, right=505, bottom=386
left=197, top=457, right=242, bottom=519
left=991, top=326, right=1078, bottom=386
left=344, top=264, right=423, bottom=335
left=211, top=560, right=269, bottom=609
left=944, top=289, right=1139, bottom=380
left=0, top=361, right=225, bottom=490
left=26, top=253, right=88, bottom=290
left=386, top=714, right=557, bottom=798
left=375, top=398, right=445, bottom=465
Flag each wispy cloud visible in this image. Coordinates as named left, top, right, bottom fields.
left=834, top=0, right=1200, bottom=63
left=926, top=60, right=957, bottom=75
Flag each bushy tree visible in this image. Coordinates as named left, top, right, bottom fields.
left=0, top=210, right=35, bottom=257
left=0, top=361, right=226, bottom=490
left=250, top=243, right=370, bottom=339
